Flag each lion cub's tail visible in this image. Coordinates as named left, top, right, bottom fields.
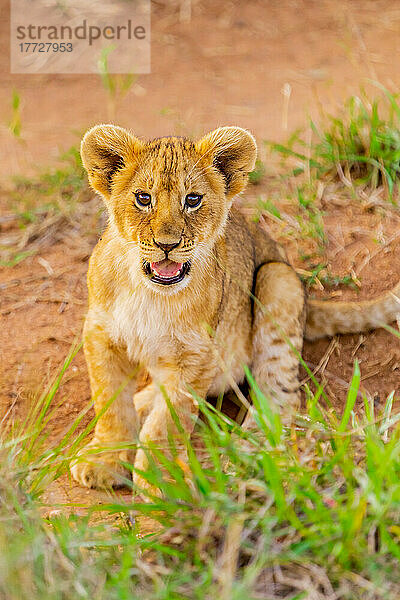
left=305, top=281, right=400, bottom=340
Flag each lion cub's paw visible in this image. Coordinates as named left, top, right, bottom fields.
left=131, top=471, right=162, bottom=500
left=131, top=449, right=192, bottom=500
left=133, top=383, right=158, bottom=421
left=70, top=442, right=133, bottom=489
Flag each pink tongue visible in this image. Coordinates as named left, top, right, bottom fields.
left=151, top=259, right=183, bottom=278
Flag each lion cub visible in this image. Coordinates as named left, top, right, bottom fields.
left=71, top=124, right=400, bottom=491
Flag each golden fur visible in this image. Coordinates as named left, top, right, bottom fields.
left=71, top=124, right=400, bottom=491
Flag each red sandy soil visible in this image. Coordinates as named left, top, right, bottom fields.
left=2, top=0, right=400, bottom=513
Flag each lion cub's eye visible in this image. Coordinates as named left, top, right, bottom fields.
left=134, top=191, right=152, bottom=208
left=185, top=193, right=203, bottom=210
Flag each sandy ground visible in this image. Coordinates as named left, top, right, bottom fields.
left=2, top=0, right=400, bottom=513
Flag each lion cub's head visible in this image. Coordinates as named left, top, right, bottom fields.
left=81, top=124, right=256, bottom=292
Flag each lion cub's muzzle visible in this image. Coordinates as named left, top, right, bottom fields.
left=140, top=236, right=194, bottom=286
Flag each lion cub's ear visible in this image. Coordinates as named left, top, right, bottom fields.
left=195, top=126, right=257, bottom=198
left=81, top=124, right=143, bottom=199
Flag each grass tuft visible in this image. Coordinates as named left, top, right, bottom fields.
left=267, top=84, right=400, bottom=200
left=98, top=45, right=136, bottom=120
left=8, top=89, right=22, bottom=139
left=249, top=159, right=266, bottom=185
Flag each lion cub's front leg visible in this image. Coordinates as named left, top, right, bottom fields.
left=132, top=369, right=212, bottom=496
left=71, top=317, right=139, bottom=489
left=243, top=262, right=305, bottom=429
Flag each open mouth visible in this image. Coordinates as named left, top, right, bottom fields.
left=143, top=259, right=191, bottom=285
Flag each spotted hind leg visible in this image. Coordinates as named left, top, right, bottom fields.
left=243, top=262, right=305, bottom=430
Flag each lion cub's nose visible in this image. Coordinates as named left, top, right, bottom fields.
left=153, top=239, right=181, bottom=253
